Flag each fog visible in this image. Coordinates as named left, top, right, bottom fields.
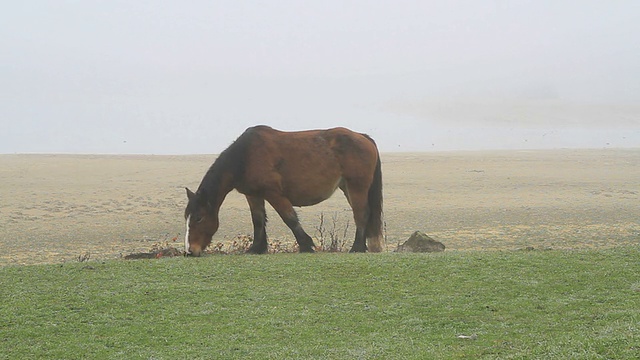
left=2, top=1, right=639, bottom=154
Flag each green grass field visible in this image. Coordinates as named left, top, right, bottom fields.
left=1, top=248, right=639, bottom=359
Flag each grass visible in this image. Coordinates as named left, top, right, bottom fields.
left=1, top=248, right=639, bottom=359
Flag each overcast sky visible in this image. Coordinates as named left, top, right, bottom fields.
left=2, top=1, right=639, bottom=154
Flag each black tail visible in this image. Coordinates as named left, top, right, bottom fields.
left=365, top=147, right=383, bottom=252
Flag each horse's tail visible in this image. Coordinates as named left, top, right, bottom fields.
left=365, top=143, right=384, bottom=252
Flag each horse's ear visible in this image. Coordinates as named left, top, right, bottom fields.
left=186, top=187, right=195, bottom=200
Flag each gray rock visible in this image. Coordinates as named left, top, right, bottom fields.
left=396, top=231, right=445, bottom=253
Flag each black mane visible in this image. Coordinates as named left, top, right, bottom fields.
left=185, top=126, right=261, bottom=218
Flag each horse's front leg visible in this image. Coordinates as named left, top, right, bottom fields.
left=246, top=196, right=268, bottom=254
left=265, top=193, right=316, bottom=253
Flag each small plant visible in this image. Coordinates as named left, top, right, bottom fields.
left=384, top=219, right=389, bottom=250
left=315, top=211, right=351, bottom=252
left=77, top=253, right=91, bottom=262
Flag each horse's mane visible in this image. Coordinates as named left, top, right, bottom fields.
left=195, top=127, right=260, bottom=202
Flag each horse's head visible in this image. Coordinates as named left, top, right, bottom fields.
left=184, top=187, right=219, bottom=257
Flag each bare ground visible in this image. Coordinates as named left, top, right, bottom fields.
left=1, top=149, right=638, bottom=266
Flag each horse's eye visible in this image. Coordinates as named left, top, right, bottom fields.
left=188, top=215, right=203, bottom=225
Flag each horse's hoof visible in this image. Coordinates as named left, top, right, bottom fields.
left=246, top=245, right=268, bottom=254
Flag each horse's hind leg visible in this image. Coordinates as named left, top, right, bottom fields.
left=246, top=196, right=269, bottom=254
left=342, top=182, right=369, bottom=253
left=265, top=193, right=316, bottom=253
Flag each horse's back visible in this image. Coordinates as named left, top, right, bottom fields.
left=247, top=126, right=378, bottom=172
left=244, top=125, right=375, bottom=153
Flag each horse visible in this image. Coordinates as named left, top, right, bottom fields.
left=184, top=125, right=383, bottom=256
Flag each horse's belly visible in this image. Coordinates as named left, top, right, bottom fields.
left=285, top=176, right=342, bottom=207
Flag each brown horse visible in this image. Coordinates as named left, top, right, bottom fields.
left=184, top=125, right=383, bottom=256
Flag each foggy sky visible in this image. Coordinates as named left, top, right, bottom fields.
left=2, top=1, right=639, bottom=154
